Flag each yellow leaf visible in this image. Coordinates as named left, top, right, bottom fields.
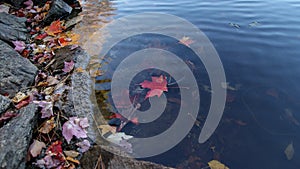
left=12, top=92, right=28, bottom=103
left=66, top=156, right=80, bottom=164
left=75, top=67, right=85, bottom=73
left=208, top=160, right=229, bottom=169
left=98, top=125, right=116, bottom=135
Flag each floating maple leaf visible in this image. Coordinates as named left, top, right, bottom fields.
left=140, top=75, right=168, bottom=99
left=62, top=117, right=89, bottom=143
left=179, top=36, right=194, bottom=47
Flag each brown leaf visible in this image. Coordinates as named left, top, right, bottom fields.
left=39, top=117, right=56, bottom=134
left=64, top=150, right=80, bottom=158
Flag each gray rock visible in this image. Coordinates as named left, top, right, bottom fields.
left=54, top=46, right=172, bottom=169
left=3, top=0, right=25, bottom=8
left=0, top=40, right=37, bottom=98
left=0, top=12, right=29, bottom=42
left=81, top=145, right=174, bottom=169
left=0, top=104, right=37, bottom=169
left=0, top=95, right=11, bottom=115
left=43, top=0, right=72, bottom=25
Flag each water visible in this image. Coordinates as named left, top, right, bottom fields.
left=76, top=0, right=300, bottom=168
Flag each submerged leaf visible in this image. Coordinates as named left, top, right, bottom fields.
left=98, top=125, right=117, bottom=135
left=284, top=142, right=294, bottom=160
left=140, top=75, right=168, bottom=98
left=208, top=160, right=229, bottom=169
left=179, top=36, right=194, bottom=47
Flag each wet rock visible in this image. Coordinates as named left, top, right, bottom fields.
left=0, top=40, right=37, bottom=97
left=0, top=103, right=37, bottom=169
left=43, top=0, right=72, bottom=25
left=0, top=12, right=29, bottom=42
left=3, top=0, right=25, bottom=8
left=81, top=145, right=174, bottom=169
left=0, top=95, right=11, bottom=115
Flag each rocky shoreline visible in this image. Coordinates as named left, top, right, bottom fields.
left=0, top=0, right=173, bottom=169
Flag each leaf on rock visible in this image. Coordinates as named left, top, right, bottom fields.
left=29, top=140, right=46, bottom=157
left=63, top=60, right=74, bottom=73
left=140, top=75, right=168, bottom=98
left=179, top=36, right=194, bottom=47
left=34, top=154, right=62, bottom=169
left=47, top=141, right=63, bottom=156
left=15, top=97, right=30, bottom=109
left=12, top=92, right=28, bottom=103
left=46, top=76, right=59, bottom=86
left=34, top=101, right=53, bottom=118
left=76, top=139, right=90, bottom=153
left=12, top=41, right=26, bottom=53
left=0, top=111, right=18, bottom=124
left=24, top=0, right=33, bottom=9
left=64, top=150, right=80, bottom=158
left=284, top=142, right=294, bottom=160
left=62, top=117, right=88, bottom=143
left=39, top=117, right=56, bottom=134
left=208, top=160, right=229, bottom=169
left=66, top=156, right=80, bottom=165
left=45, top=20, right=65, bottom=36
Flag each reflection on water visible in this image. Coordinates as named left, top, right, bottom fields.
left=74, top=0, right=116, bottom=56
left=78, top=0, right=300, bottom=168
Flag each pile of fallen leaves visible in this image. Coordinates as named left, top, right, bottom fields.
left=0, top=0, right=93, bottom=168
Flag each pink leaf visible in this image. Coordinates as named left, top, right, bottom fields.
left=24, top=0, right=33, bottom=9
left=12, top=41, right=26, bottom=53
left=29, top=140, right=46, bottom=158
left=34, top=101, right=53, bottom=118
left=140, top=75, right=168, bottom=98
left=62, top=60, right=74, bottom=73
left=62, top=117, right=88, bottom=143
left=76, top=139, right=90, bottom=153
left=34, top=155, right=62, bottom=169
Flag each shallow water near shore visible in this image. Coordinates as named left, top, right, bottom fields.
left=75, top=0, right=300, bottom=168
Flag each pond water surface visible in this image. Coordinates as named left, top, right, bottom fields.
left=76, top=0, right=300, bottom=168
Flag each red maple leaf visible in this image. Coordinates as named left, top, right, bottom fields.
left=140, top=75, right=168, bottom=98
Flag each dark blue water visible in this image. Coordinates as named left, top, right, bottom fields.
left=89, top=0, right=300, bottom=168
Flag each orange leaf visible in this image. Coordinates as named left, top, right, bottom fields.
left=45, top=20, right=65, bottom=36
